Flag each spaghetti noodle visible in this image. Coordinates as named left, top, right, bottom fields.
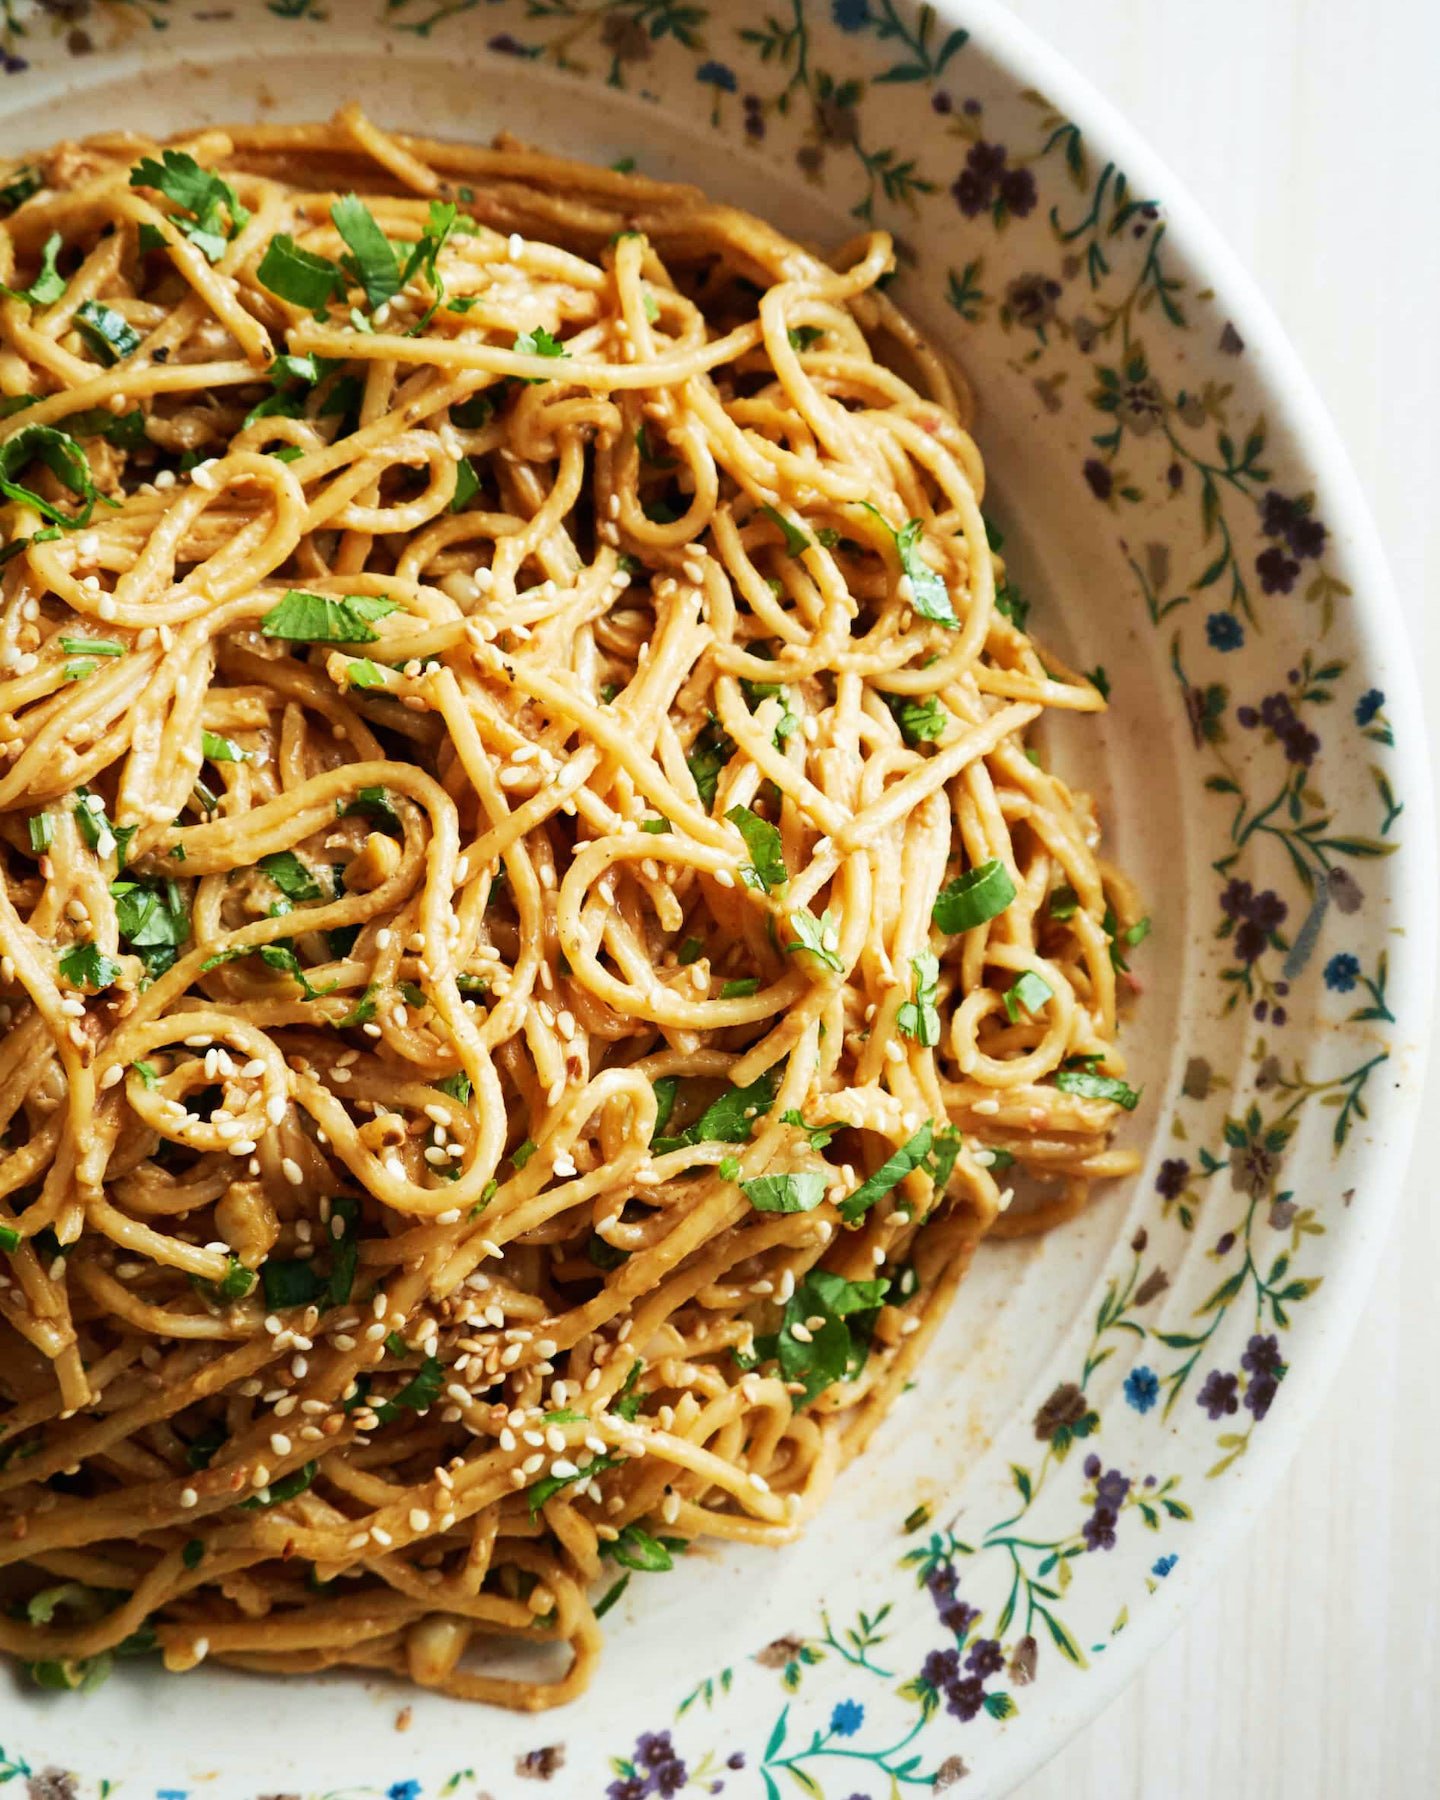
left=0, top=110, right=1143, bottom=1708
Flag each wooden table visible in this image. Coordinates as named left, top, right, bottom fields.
left=1002, top=2, right=1440, bottom=1794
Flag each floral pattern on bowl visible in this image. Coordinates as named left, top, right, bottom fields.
left=0, top=2, right=1428, bottom=1796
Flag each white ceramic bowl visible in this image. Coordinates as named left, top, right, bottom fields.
left=0, top=3, right=1430, bottom=1796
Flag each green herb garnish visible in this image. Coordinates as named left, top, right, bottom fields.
left=1003, top=969, right=1053, bottom=1022
left=129, top=150, right=249, bottom=263
left=1054, top=1067, right=1140, bottom=1110
left=75, top=300, right=141, bottom=365
left=58, top=940, right=120, bottom=991
left=896, top=951, right=941, bottom=1045
left=932, top=858, right=1016, bottom=934
left=741, top=1171, right=828, bottom=1214
left=725, top=804, right=786, bottom=892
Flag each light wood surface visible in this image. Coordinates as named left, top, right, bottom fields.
left=1000, top=3, right=1440, bottom=1795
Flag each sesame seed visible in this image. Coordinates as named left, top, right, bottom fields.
left=179, top=1487, right=198, bottom=1508
left=270, top=1433, right=291, bottom=1456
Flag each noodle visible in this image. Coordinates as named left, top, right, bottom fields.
left=0, top=111, right=1143, bottom=1708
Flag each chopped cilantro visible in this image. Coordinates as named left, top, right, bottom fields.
left=58, top=940, right=119, bottom=991
left=129, top=150, right=249, bottom=264
left=527, top=1452, right=621, bottom=1513
left=838, top=1121, right=936, bottom=1226
left=330, top=194, right=400, bottom=309
left=742, top=1170, right=828, bottom=1214
left=860, top=504, right=957, bottom=627
left=1054, top=1067, right=1141, bottom=1110
left=685, top=718, right=735, bottom=811
left=257, top=850, right=323, bottom=903
left=201, top=729, right=245, bottom=764
left=261, top=1259, right=325, bottom=1310
left=256, top=234, right=343, bottom=309
left=760, top=502, right=811, bottom=556
left=884, top=691, right=949, bottom=745
left=372, top=1354, right=444, bottom=1424
left=0, top=232, right=66, bottom=306
left=784, top=905, right=842, bottom=973
left=260, top=589, right=399, bottom=644
left=610, top=1524, right=675, bottom=1572
left=239, top=1461, right=317, bottom=1510
left=1003, top=969, right=1053, bottom=1022
left=75, top=300, right=141, bottom=365
left=0, top=423, right=104, bottom=527
left=932, top=859, right=1016, bottom=934
left=896, top=951, right=941, bottom=1045
left=725, top=804, right=786, bottom=892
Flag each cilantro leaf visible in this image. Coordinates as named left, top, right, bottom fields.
left=651, top=1068, right=780, bottom=1154
left=112, top=876, right=189, bottom=975
left=513, top=326, right=567, bottom=379
left=330, top=194, right=400, bottom=310
left=199, top=941, right=335, bottom=1000
left=610, top=1524, right=675, bottom=1572
left=994, top=578, right=1030, bottom=630
left=0, top=165, right=41, bottom=215
left=839, top=1121, right=933, bottom=1225
left=932, top=859, right=1016, bottom=934
left=58, top=940, right=120, bottom=991
left=260, top=1259, right=325, bottom=1310
left=685, top=718, right=735, bottom=811
left=260, top=589, right=399, bottom=644
left=784, top=905, right=842, bottom=973
left=884, top=691, right=949, bottom=745
left=201, top=729, right=246, bottom=764
left=129, top=150, right=249, bottom=263
left=860, top=504, right=957, bottom=627
left=450, top=454, right=479, bottom=511
left=765, top=1268, right=890, bottom=1404
left=896, top=951, right=941, bottom=1046
left=75, top=301, right=141, bottom=366
left=59, top=407, right=146, bottom=449
left=372, top=1354, right=444, bottom=1423
left=0, top=232, right=65, bottom=306
left=760, top=502, right=811, bottom=557
left=0, top=423, right=103, bottom=527
left=238, top=1461, right=317, bottom=1510
left=1003, top=969, right=1053, bottom=1022
left=742, top=1170, right=828, bottom=1214
left=257, top=850, right=323, bottom=903
left=256, top=234, right=343, bottom=309
left=780, top=1109, right=839, bottom=1151
left=527, top=1452, right=621, bottom=1514
left=1054, top=1067, right=1141, bottom=1110
left=726, top=804, right=786, bottom=892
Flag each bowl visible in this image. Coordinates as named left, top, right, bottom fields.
left=0, top=2, right=1430, bottom=1795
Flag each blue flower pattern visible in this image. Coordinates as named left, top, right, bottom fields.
left=1124, top=1366, right=1160, bottom=1414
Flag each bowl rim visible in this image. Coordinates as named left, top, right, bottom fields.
left=922, top=0, right=1437, bottom=1780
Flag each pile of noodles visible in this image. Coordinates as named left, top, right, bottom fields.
left=0, top=108, right=1141, bottom=1708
